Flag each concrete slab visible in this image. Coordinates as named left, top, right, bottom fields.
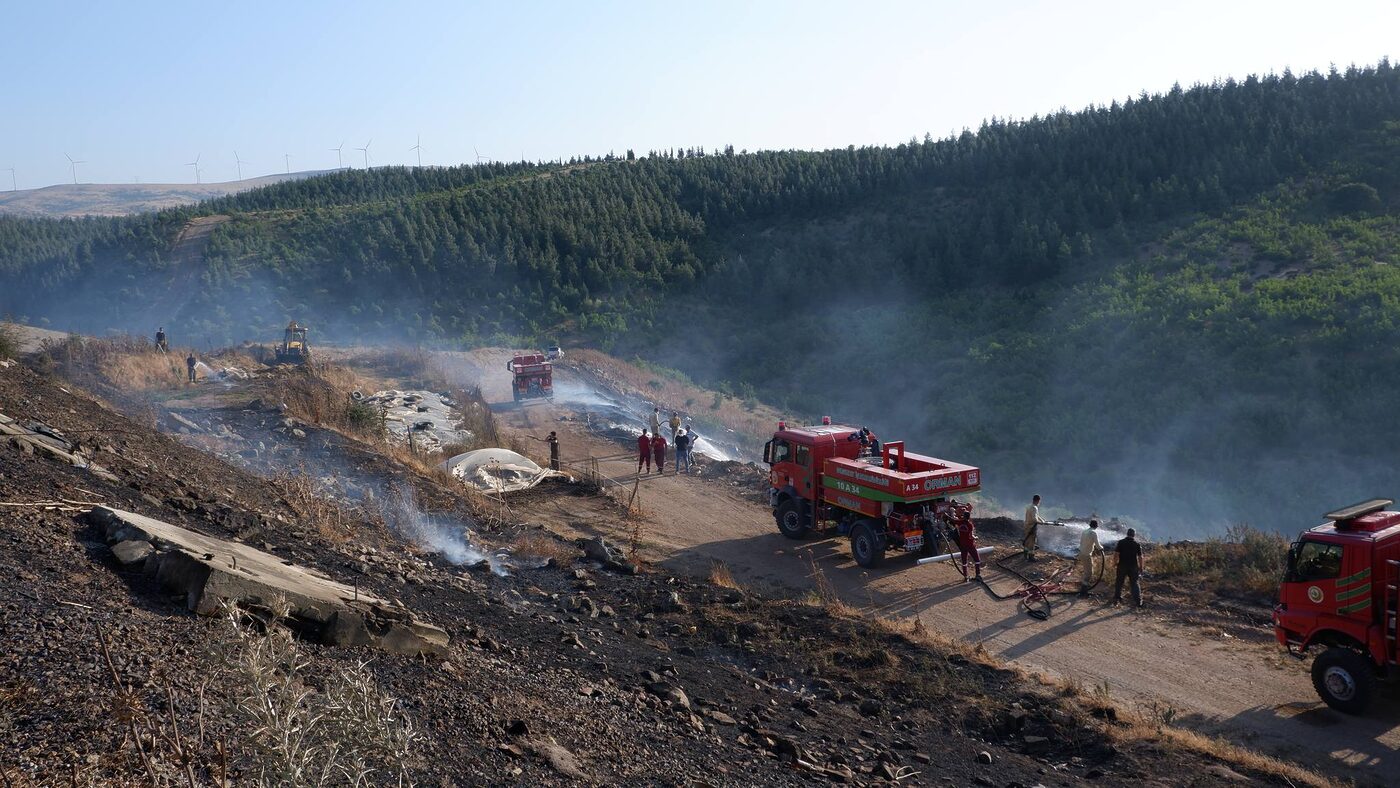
left=88, top=507, right=448, bottom=657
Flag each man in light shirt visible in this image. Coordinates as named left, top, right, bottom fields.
left=1023, top=494, right=1045, bottom=562
left=1078, top=519, right=1104, bottom=594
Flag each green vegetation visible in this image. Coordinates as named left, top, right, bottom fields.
left=6, top=63, right=1400, bottom=531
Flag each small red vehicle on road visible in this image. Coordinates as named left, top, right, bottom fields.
left=507, top=353, right=553, bottom=402
left=1274, top=498, right=1400, bottom=713
left=764, top=421, right=981, bottom=568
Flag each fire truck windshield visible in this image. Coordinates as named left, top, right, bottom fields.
left=1288, top=540, right=1343, bottom=582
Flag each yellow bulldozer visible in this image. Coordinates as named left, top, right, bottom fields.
left=275, top=321, right=311, bottom=364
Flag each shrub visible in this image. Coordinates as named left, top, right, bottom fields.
left=1147, top=524, right=1287, bottom=598
left=0, top=322, right=18, bottom=360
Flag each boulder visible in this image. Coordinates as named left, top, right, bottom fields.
left=583, top=536, right=638, bottom=574
left=111, top=540, right=154, bottom=566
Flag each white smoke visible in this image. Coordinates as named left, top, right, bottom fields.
left=380, top=486, right=510, bottom=575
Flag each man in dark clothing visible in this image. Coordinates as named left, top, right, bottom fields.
left=637, top=430, right=652, bottom=474
left=1111, top=528, right=1144, bottom=607
left=674, top=429, right=692, bottom=473
left=545, top=431, right=559, bottom=471
left=155, top=327, right=168, bottom=352
left=186, top=352, right=198, bottom=383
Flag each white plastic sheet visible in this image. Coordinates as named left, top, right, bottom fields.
left=439, top=448, right=567, bottom=493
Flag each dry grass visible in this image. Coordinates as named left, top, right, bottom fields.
left=707, top=561, right=743, bottom=591
left=271, top=467, right=353, bottom=543
left=1110, top=721, right=1332, bottom=788
left=1147, top=524, right=1287, bottom=599
left=221, top=599, right=417, bottom=786
left=512, top=529, right=578, bottom=567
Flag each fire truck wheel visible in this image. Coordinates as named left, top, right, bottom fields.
left=775, top=500, right=808, bottom=539
left=850, top=521, right=886, bottom=569
left=1311, top=647, right=1376, bottom=715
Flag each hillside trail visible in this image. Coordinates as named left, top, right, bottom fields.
left=448, top=349, right=1398, bottom=782
left=135, top=215, right=229, bottom=340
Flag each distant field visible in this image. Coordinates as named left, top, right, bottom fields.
left=0, top=171, right=328, bottom=217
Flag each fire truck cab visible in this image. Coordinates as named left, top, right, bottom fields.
left=506, top=353, right=553, bottom=402
left=1274, top=498, right=1400, bottom=714
left=764, top=421, right=981, bottom=568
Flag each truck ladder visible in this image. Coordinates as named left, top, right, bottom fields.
left=1387, top=559, right=1399, bottom=666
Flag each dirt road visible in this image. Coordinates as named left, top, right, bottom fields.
left=456, top=350, right=1399, bottom=782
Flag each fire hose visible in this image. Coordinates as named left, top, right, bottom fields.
left=977, top=522, right=1106, bottom=620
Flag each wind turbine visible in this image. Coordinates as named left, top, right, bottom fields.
left=65, top=153, right=86, bottom=184
left=284, top=153, right=291, bottom=174
left=474, top=146, right=487, bottom=165
left=355, top=139, right=372, bottom=169
left=410, top=135, right=422, bottom=167
left=186, top=153, right=201, bottom=184
left=330, top=140, right=345, bottom=169
left=234, top=150, right=250, bottom=180
left=4, top=167, right=14, bottom=191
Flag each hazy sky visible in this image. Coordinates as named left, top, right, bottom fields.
left=2, top=0, right=1396, bottom=188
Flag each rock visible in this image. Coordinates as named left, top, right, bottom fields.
left=87, top=507, right=448, bottom=657
left=646, top=682, right=691, bottom=710
left=290, top=428, right=307, bottom=439
left=506, top=719, right=530, bottom=738
left=976, top=750, right=993, bottom=765
left=702, top=708, right=737, bottom=726
left=167, top=412, right=204, bottom=433
left=527, top=737, right=588, bottom=780
left=858, top=698, right=884, bottom=718
left=111, top=540, right=154, bottom=566
left=824, top=763, right=854, bottom=782
left=583, top=537, right=637, bottom=574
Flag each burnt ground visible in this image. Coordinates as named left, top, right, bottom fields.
left=0, top=361, right=1309, bottom=786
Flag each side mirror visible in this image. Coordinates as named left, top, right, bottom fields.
left=762, top=440, right=772, bottom=465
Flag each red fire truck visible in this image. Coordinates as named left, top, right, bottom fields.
left=506, top=353, right=553, bottom=402
left=1273, top=498, right=1400, bottom=713
left=764, top=421, right=981, bottom=568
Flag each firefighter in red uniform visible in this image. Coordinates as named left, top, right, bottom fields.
left=651, top=431, right=668, bottom=474
left=637, top=430, right=653, bottom=474
left=953, top=503, right=981, bottom=581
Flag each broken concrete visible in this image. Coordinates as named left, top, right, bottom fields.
left=0, top=411, right=118, bottom=483
left=88, top=507, right=448, bottom=657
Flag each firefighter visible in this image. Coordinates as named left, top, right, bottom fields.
left=955, top=507, right=982, bottom=581
left=1111, top=528, right=1145, bottom=608
left=637, top=430, right=652, bottom=474
left=1078, top=519, right=1104, bottom=594
left=651, top=431, right=668, bottom=474
left=1023, top=494, right=1046, bottom=562
left=668, top=411, right=681, bottom=441
left=186, top=352, right=198, bottom=383
left=545, top=431, right=559, bottom=471
left=649, top=407, right=662, bottom=439
left=154, top=327, right=168, bottom=352
left=675, top=428, right=692, bottom=473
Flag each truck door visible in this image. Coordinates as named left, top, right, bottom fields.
left=790, top=443, right=814, bottom=498
left=1290, top=540, right=1348, bottom=617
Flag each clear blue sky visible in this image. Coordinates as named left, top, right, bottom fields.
left=2, top=0, right=1396, bottom=188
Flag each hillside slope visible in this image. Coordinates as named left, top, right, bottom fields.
left=5, top=63, right=1400, bottom=533
left=0, top=171, right=328, bottom=218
